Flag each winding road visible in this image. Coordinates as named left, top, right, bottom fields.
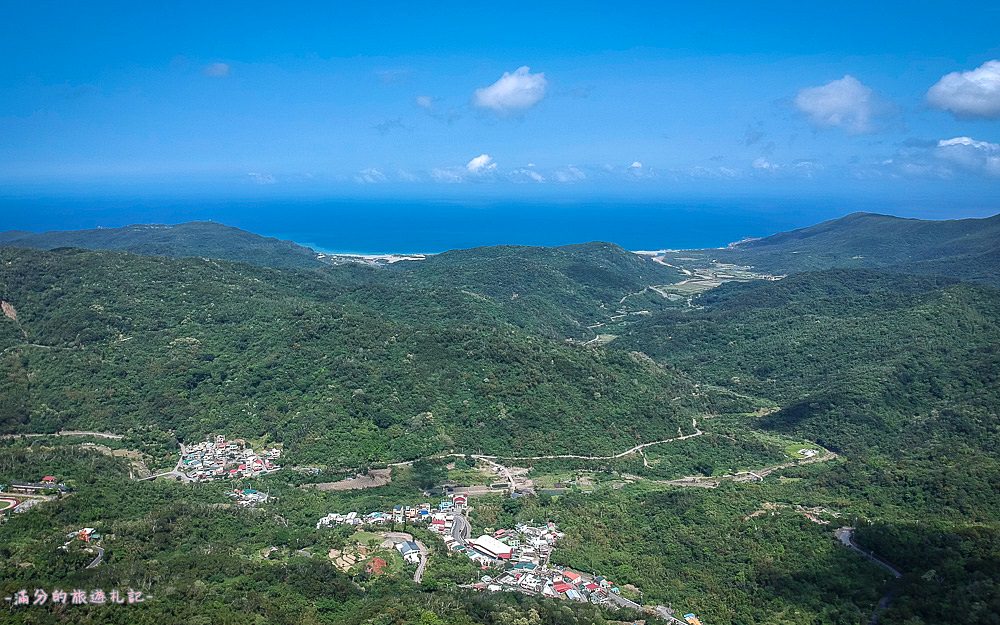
left=85, top=545, right=105, bottom=569
left=451, top=512, right=471, bottom=543
left=138, top=442, right=194, bottom=482
left=636, top=445, right=839, bottom=489
left=380, top=531, right=430, bottom=583
left=473, top=421, right=703, bottom=462
left=835, top=527, right=902, bottom=625
left=387, top=423, right=703, bottom=471
left=0, top=430, right=124, bottom=441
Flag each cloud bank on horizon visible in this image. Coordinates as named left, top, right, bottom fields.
left=0, top=3, right=998, bottom=200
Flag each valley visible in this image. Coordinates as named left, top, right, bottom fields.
left=0, top=212, right=998, bottom=625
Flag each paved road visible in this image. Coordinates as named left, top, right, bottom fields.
left=413, top=540, right=429, bottom=583
left=652, top=606, right=690, bottom=625
left=0, top=430, right=124, bottom=441
left=451, top=513, right=471, bottom=543
left=639, top=445, right=839, bottom=489
left=379, top=531, right=429, bottom=583
left=387, top=422, right=704, bottom=468
left=139, top=442, right=194, bottom=482
left=476, top=457, right=517, bottom=492
left=835, top=527, right=902, bottom=625
left=473, top=425, right=703, bottom=462
left=85, top=545, right=105, bottom=569
left=835, top=528, right=902, bottom=578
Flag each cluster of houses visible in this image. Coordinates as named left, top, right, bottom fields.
left=458, top=522, right=636, bottom=607
left=461, top=522, right=562, bottom=567
left=474, top=561, right=628, bottom=608
left=316, top=494, right=468, bottom=530
left=180, top=435, right=281, bottom=481
left=313, top=495, right=655, bottom=614
left=226, top=487, right=270, bottom=507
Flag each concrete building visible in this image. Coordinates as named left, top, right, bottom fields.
left=470, top=534, right=513, bottom=560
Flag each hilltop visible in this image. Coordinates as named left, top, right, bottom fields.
left=713, top=212, right=1000, bottom=285
left=0, top=221, right=325, bottom=270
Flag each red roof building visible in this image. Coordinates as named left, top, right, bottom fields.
left=41, top=475, right=57, bottom=483
left=552, top=582, right=573, bottom=594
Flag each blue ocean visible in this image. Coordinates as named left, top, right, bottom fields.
left=0, top=196, right=972, bottom=254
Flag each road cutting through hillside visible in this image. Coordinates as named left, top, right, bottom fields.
left=632, top=445, right=839, bottom=489
left=473, top=421, right=703, bottom=462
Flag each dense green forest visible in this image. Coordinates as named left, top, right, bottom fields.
left=0, top=247, right=708, bottom=466
left=613, top=268, right=1000, bottom=624
left=0, top=221, right=325, bottom=269
left=1, top=215, right=998, bottom=624
left=711, top=212, right=1000, bottom=286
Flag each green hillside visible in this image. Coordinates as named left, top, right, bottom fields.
left=0, top=246, right=706, bottom=465
left=613, top=269, right=1000, bottom=623
left=712, top=212, right=1000, bottom=285
left=1, top=221, right=999, bottom=625
left=0, top=221, right=325, bottom=270
left=617, top=269, right=1000, bottom=459
left=392, top=241, right=684, bottom=337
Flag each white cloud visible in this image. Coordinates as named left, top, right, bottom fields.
left=627, top=161, right=655, bottom=179
left=355, top=168, right=388, bottom=184
left=927, top=60, right=1000, bottom=119
left=509, top=168, right=545, bottom=183
left=935, top=136, right=1000, bottom=176
left=430, top=168, right=465, bottom=183
left=794, top=75, right=874, bottom=134
left=246, top=172, right=275, bottom=185
left=553, top=166, right=586, bottom=183
left=203, top=62, right=230, bottom=77
left=415, top=95, right=434, bottom=110
left=473, top=66, right=547, bottom=113
left=686, top=166, right=741, bottom=179
left=793, top=160, right=823, bottom=177
left=752, top=157, right=777, bottom=170
left=466, top=154, right=497, bottom=174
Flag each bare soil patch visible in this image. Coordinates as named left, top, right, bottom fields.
left=303, top=468, right=392, bottom=491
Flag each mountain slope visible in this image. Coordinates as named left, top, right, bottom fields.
left=615, top=269, right=1000, bottom=519
left=0, top=221, right=325, bottom=269
left=712, top=212, right=1000, bottom=285
left=392, top=241, right=684, bottom=336
left=0, top=246, right=710, bottom=464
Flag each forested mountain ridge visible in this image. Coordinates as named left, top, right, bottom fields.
left=1, top=216, right=998, bottom=625
left=0, top=221, right=325, bottom=269
left=391, top=241, right=684, bottom=337
left=0, top=246, right=710, bottom=465
left=613, top=268, right=1000, bottom=623
left=616, top=269, right=1000, bottom=461
left=713, top=211, right=1000, bottom=285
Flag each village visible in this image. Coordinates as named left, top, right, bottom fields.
left=178, top=435, right=282, bottom=482
left=314, top=492, right=676, bottom=616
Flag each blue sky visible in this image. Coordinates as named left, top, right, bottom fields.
left=2, top=1, right=1000, bottom=209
